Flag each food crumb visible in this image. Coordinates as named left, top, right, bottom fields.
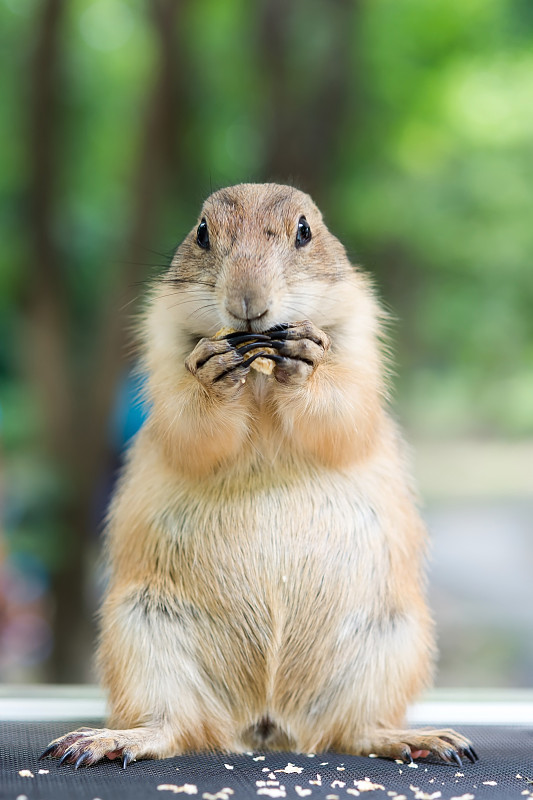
left=202, top=791, right=233, bottom=800
left=309, top=775, right=322, bottom=786
left=395, top=760, right=403, bottom=765
left=256, top=789, right=286, bottom=798
left=337, top=766, right=345, bottom=771
left=306, top=753, right=315, bottom=757
left=455, top=773, right=464, bottom=777
left=157, top=785, right=198, bottom=794
left=18, top=770, right=34, bottom=778
left=253, top=756, right=266, bottom=761
left=224, top=764, right=234, bottom=770
left=368, top=753, right=378, bottom=758
left=354, top=779, right=385, bottom=792
left=295, top=788, right=312, bottom=797
left=482, top=781, right=497, bottom=786
left=326, top=795, right=340, bottom=799
left=346, top=791, right=360, bottom=797
left=275, top=763, right=303, bottom=774
left=331, top=780, right=345, bottom=788
left=38, top=768, right=50, bottom=774
left=449, top=795, right=475, bottom=800
left=407, top=761, right=418, bottom=768
left=16, top=795, right=29, bottom=800
left=410, top=788, right=442, bottom=800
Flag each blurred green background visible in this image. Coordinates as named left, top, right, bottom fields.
left=0, top=0, right=532, bottom=687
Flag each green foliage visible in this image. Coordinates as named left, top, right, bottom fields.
left=1, top=0, right=532, bottom=437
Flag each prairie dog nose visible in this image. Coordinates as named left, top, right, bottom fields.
left=225, top=294, right=270, bottom=322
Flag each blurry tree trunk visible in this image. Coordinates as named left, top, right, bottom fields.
left=258, top=0, right=358, bottom=200
left=25, top=0, right=186, bottom=681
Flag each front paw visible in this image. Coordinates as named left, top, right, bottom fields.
left=267, top=320, right=330, bottom=386
left=185, top=337, right=251, bottom=400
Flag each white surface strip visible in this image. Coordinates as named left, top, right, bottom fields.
left=0, top=687, right=532, bottom=725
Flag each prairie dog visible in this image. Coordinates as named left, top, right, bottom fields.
left=43, top=184, right=476, bottom=768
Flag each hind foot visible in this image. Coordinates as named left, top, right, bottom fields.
left=40, top=725, right=172, bottom=768
left=362, top=728, right=478, bottom=766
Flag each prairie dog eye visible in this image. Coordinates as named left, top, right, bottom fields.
left=197, top=218, right=210, bottom=250
left=295, top=216, right=312, bottom=248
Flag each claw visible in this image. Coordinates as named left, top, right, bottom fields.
left=59, top=745, right=76, bottom=766
left=466, top=746, right=479, bottom=763
left=219, top=332, right=272, bottom=344
left=122, top=751, right=134, bottom=769
left=265, top=323, right=290, bottom=334
left=74, top=751, right=92, bottom=770
left=405, top=750, right=414, bottom=764
left=241, top=352, right=284, bottom=369
left=447, top=750, right=463, bottom=767
left=39, top=744, right=57, bottom=761
left=236, top=340, right=286, bottom=357
left=265, top=328, right=289, bottom=340
left=236, top=342, right=270, bottom=357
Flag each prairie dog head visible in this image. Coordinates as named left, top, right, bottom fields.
left=144, top=183, right=382, bottom=371
left=157, top=184, right=366, bottom=335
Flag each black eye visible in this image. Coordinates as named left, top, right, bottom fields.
left=197, top=218, right=210, bottom=250
left=295, top=216, right=312, bottom=248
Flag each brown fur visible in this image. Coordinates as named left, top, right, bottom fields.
left=44, top=184, right=474, bottom=767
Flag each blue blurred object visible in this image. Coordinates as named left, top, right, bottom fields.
left=109, top=367, right=149, bottom=451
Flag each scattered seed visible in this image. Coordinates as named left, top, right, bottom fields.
left=18, top=770, right=34, bottom=778
left=275, top=763, right=303, bottom=774
left=354, top=779, right=385, bottom=792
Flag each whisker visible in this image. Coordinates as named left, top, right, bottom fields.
left=187, top=302, right=219, bottom=320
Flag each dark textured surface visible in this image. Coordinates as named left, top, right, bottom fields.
left=1, top=721, right=532, bottom=799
